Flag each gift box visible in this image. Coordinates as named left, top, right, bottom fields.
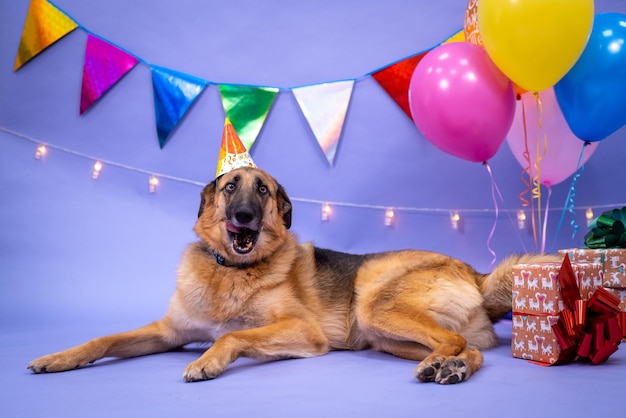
left=560, top=248, right=626, bottom=337
left=559, top=248, right=626, bottom=289
left=511, top=313, right=561, bottom=364
left=511, top=255, right=622, bottom=365
left=512, top=260, right=603, bottom=314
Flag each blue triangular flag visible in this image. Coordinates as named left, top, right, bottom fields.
left=151, top=65, right=208, bottom=148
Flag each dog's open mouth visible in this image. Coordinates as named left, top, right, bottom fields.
left=226, top=221, right=259, bottom=254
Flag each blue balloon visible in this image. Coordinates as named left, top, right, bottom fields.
left=555, top=13, right=626, bottom=142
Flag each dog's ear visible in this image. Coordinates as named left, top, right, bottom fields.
left=198, top=179, right=218, bottom=218
left=276, top=183, right=292, bottom=229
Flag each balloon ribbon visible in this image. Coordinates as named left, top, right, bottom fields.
left=532, top=92, right=547, bottom=252
left=483, top=162, right=501, bottom=268
left=552, top=142, right=590, bottom=248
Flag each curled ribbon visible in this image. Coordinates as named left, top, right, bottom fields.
left=549, top=254, right=623, bottom=365
left=584, top=207, right=626, bottom=249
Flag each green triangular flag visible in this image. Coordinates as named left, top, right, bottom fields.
left=219, top=84, right=279, bottom=151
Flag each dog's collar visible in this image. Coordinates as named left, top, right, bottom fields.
left=200, top=244, right=251, bottom=269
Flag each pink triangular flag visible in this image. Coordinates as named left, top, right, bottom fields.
left=292, top=80, right=355, bottom=166
left=80, top=34, right=139, bottom=114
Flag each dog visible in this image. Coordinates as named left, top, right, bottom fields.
left=28, top=167, right=557, bottom=384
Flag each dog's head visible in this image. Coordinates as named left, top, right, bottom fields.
left=195, top=167, right=292, bottom=264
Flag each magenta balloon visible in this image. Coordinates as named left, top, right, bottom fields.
left=506, top=88, right=598, bottom=187
left=409, top=42, right=515, bottom=163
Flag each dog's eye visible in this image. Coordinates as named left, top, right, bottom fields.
left=225, top=183, right=236, bottom=192
left=258, top=185, right=268, bottom=194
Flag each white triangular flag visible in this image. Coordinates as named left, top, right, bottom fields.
left=292, top=80, right=355, bottom=166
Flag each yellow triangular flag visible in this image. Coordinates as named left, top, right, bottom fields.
left=441, top=29, right=465, bottom=45
left=14, top=0, right=78, bottom=71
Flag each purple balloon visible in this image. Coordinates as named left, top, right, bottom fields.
left=507, top=89, right=598, bottom=187
left=409, top=42, right=515, bottom=163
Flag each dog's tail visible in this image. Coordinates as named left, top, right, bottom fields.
left=477, top=253, right=561, bottom=321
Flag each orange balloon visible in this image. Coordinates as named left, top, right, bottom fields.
left=463, top=0, right=482, bottom=46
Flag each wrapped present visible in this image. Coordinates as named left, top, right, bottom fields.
left=512, top=259, right=603, bottom=313
left=511, top=313, right=561, bottom=364
left=559, top=248, right=626, bottom=289
left=560, top=248, right=626, bottom=341
left=512, top=255, right=623, bottom=365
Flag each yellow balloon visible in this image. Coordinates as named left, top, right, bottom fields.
left=478, top=0, right=593, bottom=92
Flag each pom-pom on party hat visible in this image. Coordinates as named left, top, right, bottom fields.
left=215, top=118, right=256, bottom=177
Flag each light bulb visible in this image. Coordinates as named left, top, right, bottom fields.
left=92, top=161, right=103, bottom=180
left=321, top=202, right=332, bottom=221
left=586, top=208, right=594, bottom=226
left=517, top=210, right=526, bottom=230
left=35, top=144, right=47, bottom=159
left=149, top=175, right=159, bottom=193
left=451, top=211, right=460, bottom=230
left=384, top=208, right=395, bottom=227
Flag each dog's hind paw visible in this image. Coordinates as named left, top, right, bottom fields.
left=414, top=356, right=468, bottom=384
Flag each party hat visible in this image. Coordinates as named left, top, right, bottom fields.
left=216, top=118, right=256, bottom=177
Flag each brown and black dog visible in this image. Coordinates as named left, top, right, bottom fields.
left=28, top=167, right=557, bottom=384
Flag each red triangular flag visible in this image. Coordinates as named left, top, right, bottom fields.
left=371, top=51, right=430, bottom=120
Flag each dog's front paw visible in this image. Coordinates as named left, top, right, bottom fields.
left=435, top=358, right=468, bottom=384
left=28, top=352, right=92, bottom=374
left=414, top=356, right=444, bottom=382
left=183, top=357, right=224, bottom=382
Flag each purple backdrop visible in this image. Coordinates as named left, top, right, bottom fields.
left=1, top=0, right=626, bottom=325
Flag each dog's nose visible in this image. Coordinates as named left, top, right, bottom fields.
left=235, top=209, right=255, bottom=225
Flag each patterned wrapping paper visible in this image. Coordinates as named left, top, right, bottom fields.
left=560, top=248, right=626, bottom=317
left=512, top=314, right=561, bottom=364
left=559, top=248, right=626, bottom=289
left=511, top=261, right=604, bottom=364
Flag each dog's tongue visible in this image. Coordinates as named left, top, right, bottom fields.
left=226, top=221, right=242, bottom=233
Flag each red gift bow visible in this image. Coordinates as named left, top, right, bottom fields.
left=550, top=254, right=623, bottom=365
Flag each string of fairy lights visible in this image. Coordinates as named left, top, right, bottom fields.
left=4, top=126, right=624, bottom=231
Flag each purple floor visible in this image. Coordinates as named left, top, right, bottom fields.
left=2, top=319, right=624, bottom=418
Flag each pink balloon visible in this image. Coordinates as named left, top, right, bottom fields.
left=409, top=42, right=515, bottom=163
left=506, top=88, right=598, bottom=187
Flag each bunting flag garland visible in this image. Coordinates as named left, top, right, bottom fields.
left=372, top=52, right=429, bottom=120
left=371, top=30, right=463, bottom=121
left=292, top=80, right=355, bottom=166
left=442, top=29, right=466, bottom=44
left=13, top=0, right=78, bottom=71
left=80, top=34, right=139, bottom=114
left=151, top=65, right=208, bottom=149
left=12, top=0, right=471, bottom=165
left=218, top=85, right=279, bottom=152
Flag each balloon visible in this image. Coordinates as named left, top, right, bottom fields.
left=463, top=0, right=481, bottom=46
left=554, top=13, right=626, bottom=142
left=409, top=42, right=515, bottom=163
left=506, top=89, right=598, bottom=187
left=478, top=0, right=594, bottom=93
left=464, top=0, right=527, bottom=97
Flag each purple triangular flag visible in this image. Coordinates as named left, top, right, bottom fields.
left=80, top=34, right=139, bottom=114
